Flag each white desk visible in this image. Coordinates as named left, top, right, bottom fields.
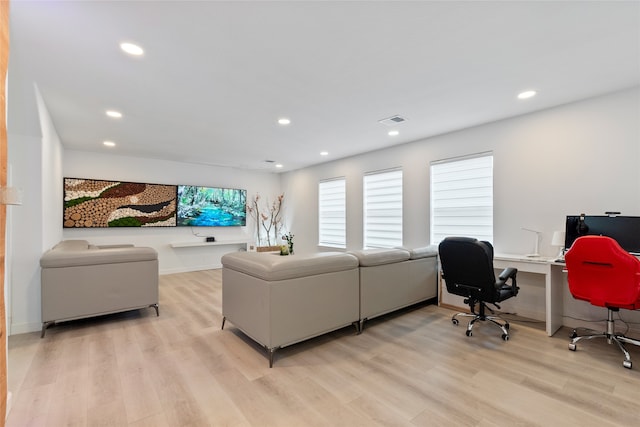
left=493, top=254, right=564, bottom=337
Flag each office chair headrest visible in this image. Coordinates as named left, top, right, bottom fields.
left=565, top=235, right=640, bottom=308
left=439, top=236, right=493, bottom=259
left=441, top=236, right=478, bottom=244
left=565, top=235, right=639, bottom=268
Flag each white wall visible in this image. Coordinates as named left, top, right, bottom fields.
left=7, top=134, right=42, bottom=335
left=37, top=86, right=63, bottom=250
left=6, top=84, right=63, bottom=334
left=282, top=87, right=640, bottom=256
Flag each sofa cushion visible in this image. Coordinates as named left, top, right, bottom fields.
left=221, top=251, right=359, bottom=281
left=53, top=240, right=90, bottom=251
left=349, top=248, right=411, bottom=267
left=408, top=245, right=438, bottom=260
left=40, top=244, right=158, bottom=268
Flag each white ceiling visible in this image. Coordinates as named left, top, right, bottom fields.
left=8, top=1, right=640, bottom=172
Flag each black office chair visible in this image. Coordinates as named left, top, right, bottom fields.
left=438, top=236, right=519, bottom=340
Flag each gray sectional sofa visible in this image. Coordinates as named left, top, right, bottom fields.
left=351, top=247, right=438, bottom=331
left=40, top=239, right=159, bottom=337
left=221, top=246, right=438, bottom=366
left=221, top=251, right=361, bottom=367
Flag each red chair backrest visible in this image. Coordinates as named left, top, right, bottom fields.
left=565, top=235, right=640, bottom=309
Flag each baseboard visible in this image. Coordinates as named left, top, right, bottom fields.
left=563, top=316, right=640, bottom=336
left=160, top=263, right=222, bottom=275
left=10, top=321, right=41, bottom=335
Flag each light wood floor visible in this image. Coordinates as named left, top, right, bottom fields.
left=7, top=269, right=640, bottom=427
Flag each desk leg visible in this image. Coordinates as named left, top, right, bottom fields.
left=546, top=265, right=564, bottom=336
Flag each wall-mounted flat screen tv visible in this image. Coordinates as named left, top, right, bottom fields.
left=177, top=185, right=247, bottom=227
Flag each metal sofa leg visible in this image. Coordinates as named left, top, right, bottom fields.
left=268, top=346, right=279, bottom=368
left=150, top=303, right=159, bottom=316
left=40, top=321, right=53, bottom=338
left=353, top=320, right=361, bottom=335
left=358, top=319, right=366, bottom=334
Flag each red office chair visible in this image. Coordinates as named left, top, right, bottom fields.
left=564, top=235, right=640, bottom=369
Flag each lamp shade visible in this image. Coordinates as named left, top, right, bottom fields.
left=552, top=231, right=565, bottom=247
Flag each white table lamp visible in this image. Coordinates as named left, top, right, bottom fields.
left=522, top=227, right=542, bottom=257
left=552, top=230, right=566, bottom=258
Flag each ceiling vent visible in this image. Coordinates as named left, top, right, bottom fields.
left=378, top=115, right=408, bottom=126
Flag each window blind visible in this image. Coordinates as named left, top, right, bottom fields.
left=363, top=169, right=403, bottom=249
left=430, top=154, right=493, bottom=245
left=319, top=178, right=346, bottom=248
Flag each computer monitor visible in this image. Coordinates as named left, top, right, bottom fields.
left=564, top=215, right=640, bottom=255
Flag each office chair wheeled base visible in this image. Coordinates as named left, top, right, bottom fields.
left=568, top=309, right=640, bottom=369
left=452, top=301, right=510, bottom=341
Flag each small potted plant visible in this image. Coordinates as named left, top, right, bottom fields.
left=282, top=232, right=294, bottom=255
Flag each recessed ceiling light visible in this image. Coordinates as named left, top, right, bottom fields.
left=106, top=110, right=122, bottom=118
left=103, top=141, right=116, bottom=147
left=120, top=42, right=144, bottom=56
left=388, top=130, right=399, bottom=136
left=517, top=90, right=537, bottom=99
left=275, top=164, right=283, bottom=168
left=278, top=118, right=291, bottom=125
left=320, top=151, right=329, bottom=156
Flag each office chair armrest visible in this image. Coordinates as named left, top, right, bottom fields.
left=496, top=267, right=518, bottom=293
left=498, top=267, right=517, bottom=281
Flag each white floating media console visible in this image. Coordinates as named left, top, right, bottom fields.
left=170, top=240, right=250, bottom=250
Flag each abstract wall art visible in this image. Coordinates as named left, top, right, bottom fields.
left=63, top=178, right=177, bottom=228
